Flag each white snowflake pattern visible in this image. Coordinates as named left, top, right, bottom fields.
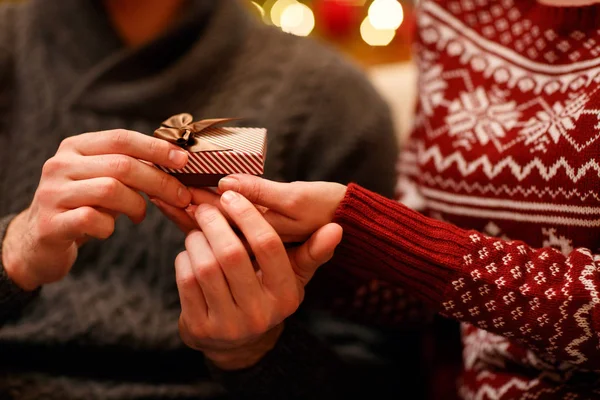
left=419, top=64, right=448, bottom=116
left=446, top=86, right=520, bottom=151
left=519, top=96, right=585, bottom=153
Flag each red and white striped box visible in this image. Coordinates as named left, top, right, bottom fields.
left=156, top=126, right=267, bottom=187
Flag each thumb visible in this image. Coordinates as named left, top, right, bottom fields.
left=218, top=175, right=290, bottom=212
left=288, top=223, right=343, bottom=287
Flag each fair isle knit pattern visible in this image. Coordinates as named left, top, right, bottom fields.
left=408, top=2, right=600, bottom=398
left=329, top=0, right=600, bottom=399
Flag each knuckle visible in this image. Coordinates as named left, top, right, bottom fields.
left=176, top=270, right=198, bottom=291
left=284, top=189, right=307, bottom=210
left=75, top=207, right=97, bottom=229
left=180, top=317, right=207, bottom=343
left=35, top=183, right=58, bottom=203
left=41, top=157, right=65, bottom=178
left=109, top=129, right=131, bottom=150
left=194, top=260, right=220, bottom=283
left=219, top=323, right=242, bottom=342
left=246, top=312, right=270, bottom=336
left=249, top=181, right=263, bottom=202
left=149, top=137, right=168, bottom=159
left=195, top=205, right=219, bottom=226
left=136, top=198, right=147, bottom=218
left=158, top=172, right=171, bottom=192
left=187, top=323, right=208, bottom=341
left=97, top=177, right=121, bottom=198
left=233, top=203, right=255, bottom=220
left=253, top=232, right=282, bottom=255
left=281, top=292, right=301, bottom=317
left=35, top=214, right=55, bottom=241
left=99, top=218, right=116, bottom=239
left=175, top=250, right=188, bottom=266
left=57, top=136, right=76, bottom=151
left=218, top=243, right=246, bottom=266
left=107, top=156, right=132, bottom=176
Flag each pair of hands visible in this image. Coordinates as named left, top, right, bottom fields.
left=164, top=179, right=345, bottom=368
left=1, top=128, right=347, bottom=369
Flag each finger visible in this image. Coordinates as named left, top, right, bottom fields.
left=218, top=191, right=294, bottom=296
left=189, top=187, right=222, bottom=207
left=58, top=178, right=147, bottom=224
left=151, top=198, right=198, bottom=233
left=188, top=188, right=238, bottom=227
left=175, top=251, right=208, bottom=319
left=97, top=207, right=120, bottom=219
left=288, top=223, right=343, bottom=287
left=51, top=206, right=115, bottom=242
left=67, top=154, right=191, bottom=208
left=185, top=229, right=237, bottom=318
left=192, top=204, right=262, bottom=308
left=64, top=129, right=189, bottom=170
left=218, top=175, right=291, bottom=212
left=190, top=187, right=269, bottom=215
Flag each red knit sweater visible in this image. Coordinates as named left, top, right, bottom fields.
left=329, top=1, right=600, bottom=399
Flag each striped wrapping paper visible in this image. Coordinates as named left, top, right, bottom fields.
left=157, top=126, right=267, bottom=176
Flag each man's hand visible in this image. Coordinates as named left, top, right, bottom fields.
left=175, top=190, right=343, bottom=370
left=153, top=175, right=347, bottom=242
left=2, top=129, right=192, bottom=291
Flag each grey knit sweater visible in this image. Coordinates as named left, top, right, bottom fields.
left=0, top=0, right=398, bottom=398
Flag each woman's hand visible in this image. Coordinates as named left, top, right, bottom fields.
left=154, top=174, right=347, bottom=242
left=175, top=189, right=343, bottom=370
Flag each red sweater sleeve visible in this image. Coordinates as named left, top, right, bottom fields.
left=331, top=183, right=600, bottom=369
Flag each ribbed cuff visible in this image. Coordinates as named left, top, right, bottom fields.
left=331, top=183, right=471, bottom=307
left=0, top=214, right=40, bottom=320
left=207, top=319, right=347, bottom=400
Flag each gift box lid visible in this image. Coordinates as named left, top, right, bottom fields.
left=153, top=114, right=267, bottom=176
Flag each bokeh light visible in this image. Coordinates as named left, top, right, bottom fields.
left=250, top=1, right=265, bottom=18
left=368, top=0, right=404, bottom=30
left=270, top=0, right=297, bottom=27
left=360, top=15, right=396, bottom=46
left=280, top=2, right=315, bottom=36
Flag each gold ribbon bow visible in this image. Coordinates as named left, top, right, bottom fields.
left=154, top=113, right=237, bottom=152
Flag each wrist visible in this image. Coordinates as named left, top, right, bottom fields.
left=204, top=323, right=285, bottom=370
left=2, top=211, right=40, bottom=292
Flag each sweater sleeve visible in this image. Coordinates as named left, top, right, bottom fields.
left=330, top=183, right=600, bottom=369
left=206, top=318, right=351, bottom=400
left=0, top=215, right=40, bottom=322
left=281, top=51, right=434, bottom=326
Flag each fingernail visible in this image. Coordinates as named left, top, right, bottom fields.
left=178, top=186, right=191, bottom=204
left=149, top=198, right=160, bottom=207
left=169, top=150, right=188, bottom=167
left=219, top=176, right=239, bottom=192
left=186, top=205, right=198, bottom=217
left=221, top=190, right=239, bottom=204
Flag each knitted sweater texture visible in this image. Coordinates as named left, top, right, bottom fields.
left=0, top=0, right=398, bottom=398
left=329, top=1, right=600, bottom=399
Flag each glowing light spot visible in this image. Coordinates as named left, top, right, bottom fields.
left=360, top=16, right=396, bottom=46
left=368, top=0, right=404, bottom=30
left=280, top=2, right=315, bottom=37
left=270, top=0, right=298, bottom=27
left=250, top=1, right=265, bottom=18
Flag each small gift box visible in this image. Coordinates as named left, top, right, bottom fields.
left=153, top=113, right=267, bottom=187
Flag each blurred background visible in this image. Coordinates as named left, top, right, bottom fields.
left=244, top=0, right=419, bottom=145
left=0, top=0, right=419, bottom=146
left=245, top=0, right=417, bottom=66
